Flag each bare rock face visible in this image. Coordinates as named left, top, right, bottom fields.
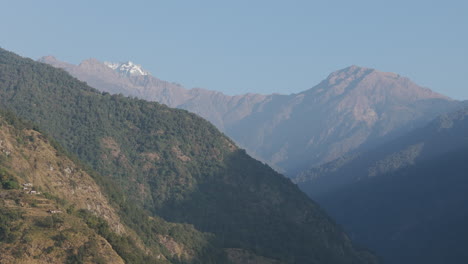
left=40, top=57, right=460, bottom=175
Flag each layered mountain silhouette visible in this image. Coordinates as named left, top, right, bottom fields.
left=41, top=56, right=461, bottom=175
left=1, top=48, right=378, bottom=263
left=296, top=107, right=468, bottom=264
left=38, top=56, right=268, bottom=132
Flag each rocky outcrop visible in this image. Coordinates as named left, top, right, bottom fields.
left=0, top=121, right=125, bottom=234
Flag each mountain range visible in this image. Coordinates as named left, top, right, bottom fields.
left=40, top=56, right=462, bottom=175
left=2, top=45, right=467, bottom=264
left=38, top=53, right=468, bottom=264
left=0, top=48, right=378, bottom=263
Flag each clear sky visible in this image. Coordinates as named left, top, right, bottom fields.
left=1, top=0, right=467, bottom=99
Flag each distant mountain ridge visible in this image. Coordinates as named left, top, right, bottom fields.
left=296, top=106, right=468, bottom=197
left=296, top=107, right=468, bottom=264
left=40, top=56, right=461, bottom=175
left=38, top=55, right=267, bottom=131
left=227, top=65, right=459, bottom=174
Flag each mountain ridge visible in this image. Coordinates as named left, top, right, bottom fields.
left=40, top=56, right=460, bottom=176
left=295, top=106, right=468, bottom=196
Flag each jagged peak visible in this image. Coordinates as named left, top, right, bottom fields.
left=304, top=65, right=450, bottom=101
left=329, top=65, right=407, bottom=83
left=75, top=58, right=104, bottom=69
left=340, top=65, right=373, bottom=73
left=325, top=65, right=375, bottom=85
left=104, top=61, right=150, bottom=76
left=38, top=55, right=59, bottom=63
left=38, top=55, right=74, bottom=69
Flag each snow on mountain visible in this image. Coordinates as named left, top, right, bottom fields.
left=104, top=61, right=149, bottom=76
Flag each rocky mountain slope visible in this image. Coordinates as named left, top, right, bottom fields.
left=41, top=57, right=460, bottom=175
left=0, top=112, right=211, bottom=263
left=226, top=65, right=459, bottom=174
left=1, top=48, right=378, bottom=263
left=0, top=113, right=125, bottom=263
left=296, top=107, right=468, bottom=264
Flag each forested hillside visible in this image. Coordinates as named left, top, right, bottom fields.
left=0, top=110, right=231, bottom=264
left=0, top=48, right=378, bottom=263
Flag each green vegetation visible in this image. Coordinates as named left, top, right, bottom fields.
left=0, top=47, right=378, bottom=263
left=0, top=208, right=23, bottom=243
left=0, top=168, right=19, bottom=190
left=77, top=209, right=163, bottom=264
left=0, top=192, right=124, bottom=263
left=0, top=111, right=227, bottom=263
left=65, top=239, right=108, bottom=264
left=33, top=214, right=65, bottom=230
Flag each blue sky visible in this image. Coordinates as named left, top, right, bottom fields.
left=2, top=0, right=467, bottom=99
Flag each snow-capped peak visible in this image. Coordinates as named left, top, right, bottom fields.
left=104, top=61, right=149, bottom=76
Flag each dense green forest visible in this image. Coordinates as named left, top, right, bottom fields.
left=0, top=109, right=228, bottom=263
left=0, top=48, right=378, bottom=263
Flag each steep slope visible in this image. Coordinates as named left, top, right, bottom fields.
left=0, top=114, right=153, bottom=263
left=2, top=48, right=377, bottom=263
left=296, top=107, right=468, bottom=264
left=0, top=200, right=125, bottom=264
left=0, top=113, right=128, bottom=264
left=0, top=110, right=236, bottom=264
